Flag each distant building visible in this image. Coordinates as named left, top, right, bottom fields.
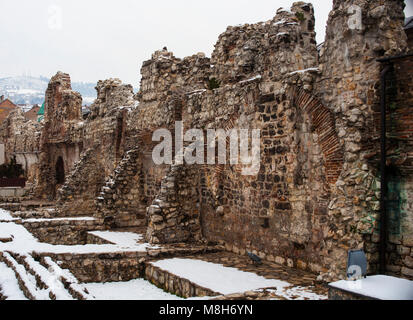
left=0, top=95, right=18, bottom=122
left=24, top=104, right=41, bottom=121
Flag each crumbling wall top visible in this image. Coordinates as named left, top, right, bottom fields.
left=210, top=2, right=318, bottom=85
left=44, top=72, right=82, bottom=125
left=88, top=78, right=135, bottom=118
left=138, top=48, right=211, bottom=104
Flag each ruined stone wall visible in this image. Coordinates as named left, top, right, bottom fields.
left=313, top=0, right=409, bottom=280
left=211, top=2, right=317, bottom=85
left=180, top=74, right=338, bottom=275
left=57, top=79, right=135, bottom=215
left=36, top=72, right=84, bottom=199
left=147, top=165, right=202, bottom=244
left=0, top=109, right=42, bottom=184
left=57, top=146, right=104, bottom=215
left=147, top=2, right=333, bottom=272
left=92, top=50, right=212, bottom=226
left=137, top=50, right=211, bottom=105
left=142, top=3, right=338, bottom=276
left=95, top=147, right=147, bottom=228
left=144, top=0, right=412, bottom=281
left=128, top=49, right=211, bottom=134
left=17, top=0, right=412, bottom=282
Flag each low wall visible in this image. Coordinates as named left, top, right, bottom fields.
left=20, top=219, right=105, bottom=245
left=145, top=262, right=220, bottom=298
left=0, top=187, right=25, bottom=198
left=33, top=246, right=222, bottom=284
left=33, top=252, right=146, bottom=283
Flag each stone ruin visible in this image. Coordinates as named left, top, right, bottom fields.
left=1, top=0, right=413, bottom=286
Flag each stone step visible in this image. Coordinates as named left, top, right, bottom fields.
left=11, top=253, right=48, bottom=291
left=0, top=251, right=92, bottom=300
left=39, top=256, right=93, bottom=300
left=12, top=253, right=75, bottom=300
left=0, top=252, right=49, bottom=300
left=96, top=147, right=141, bottom=208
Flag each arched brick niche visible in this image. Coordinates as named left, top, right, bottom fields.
left=290, top=87, right=343, bottom=184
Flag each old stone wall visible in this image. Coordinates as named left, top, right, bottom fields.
left=0, top=109, right=42, bottom=184
left=19, top=218, right=105, bottom=245
left=147, top=2, right=336, bottom=275
left=6, top=0, right=412, bottom=283
left=95, top=147, right=147, bottom=228
left=57, top=79, right=135, bottom=215
left=36, top=72, right=84, bottom=199
left=313, top=0, right=409, bottom=280
left=91, top=50, right=212, bottom=228
left=144, top=0, right=412, bottom=281
left=180, top=74, right=338, bottom=275
left=211, top=2, right=317, bottom=85
left=57, top=146, right=104, bottom=215
left=147, top=165, right=202, bottom=244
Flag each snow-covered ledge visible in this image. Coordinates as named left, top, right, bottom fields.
left=328, top=275, right=413, bottom=300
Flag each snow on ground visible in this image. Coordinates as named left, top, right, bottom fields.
left=0, top=209, right=325, bottom=300
left=330, top=275, right=413, bottom=300
left=267, top=286, right=327, bottom=300
left=0, top=209, right=17, bottom=221
left=0, top=220, right=158, bottom=255
left=84, top=279, right=182, bottom=300
left=0, top=262, right=27, bottom=300
left=23, top=254, right=74, bottom=300
left=88, top=231, right=144, bottom=247
left=2, top=252, right=50, bottom=300
left=151, top=259, right=327, bottom=300
left=151, top=258, right=290, bottom=295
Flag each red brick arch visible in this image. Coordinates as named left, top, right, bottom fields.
left=290, top=87, right=343, bottom=184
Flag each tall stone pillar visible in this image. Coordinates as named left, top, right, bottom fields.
left=314, top=0, right=408, bottom=280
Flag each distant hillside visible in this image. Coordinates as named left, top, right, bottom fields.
left=0, top=75, right=97, bottom=105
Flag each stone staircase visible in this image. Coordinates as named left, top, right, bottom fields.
left=57, top=146, right=103, bottom=216
left=58, top=147, right=96, bottom=201
left=96, top=147, right=146, bottom=228
left=0, top=251, right=93, bottom=300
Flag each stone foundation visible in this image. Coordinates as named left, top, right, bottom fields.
left=19, top=219, right=105, bottom=245
left=145, top=262, right=219, bottom=298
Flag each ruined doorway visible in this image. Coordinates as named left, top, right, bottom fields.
left=55, top=156, right=65, bottom=185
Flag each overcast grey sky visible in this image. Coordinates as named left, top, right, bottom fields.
left=1, top=0, right=412, bottom=87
